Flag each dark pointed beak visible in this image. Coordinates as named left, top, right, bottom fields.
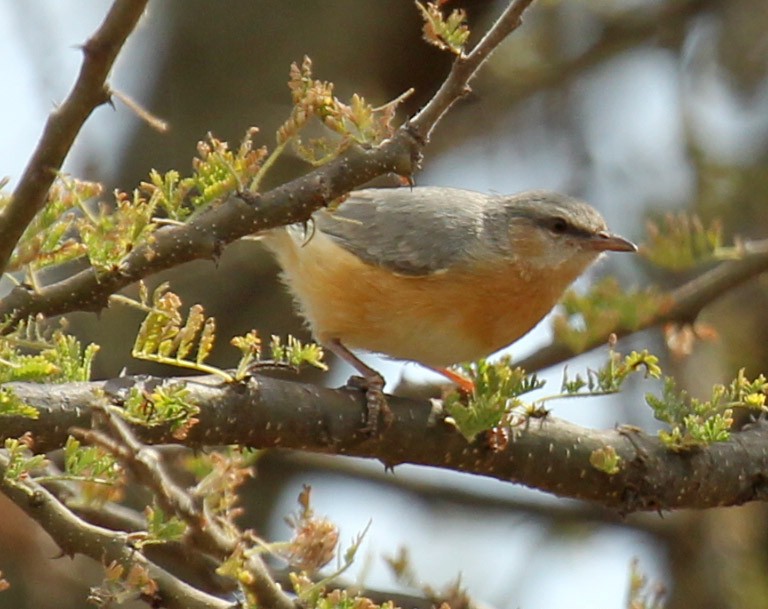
left=589, top=230, right=637, bottom=252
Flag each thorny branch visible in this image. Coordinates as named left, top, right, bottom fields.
left=71, top=405, right=296, bottom=609
left=0, top=452, right=232, bottom=609
left=0, top=2, right=546, bottom=607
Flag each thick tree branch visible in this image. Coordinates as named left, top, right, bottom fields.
left=518, top=239, right=768, bottom=371
left=0, top=0, right=148, bottom=275
left=4, top=373, right=768, bottom=513
left=0, top=142, right=413, bottom=323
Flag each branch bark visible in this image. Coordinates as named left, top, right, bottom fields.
left=5, top=373, right=768, bottom=513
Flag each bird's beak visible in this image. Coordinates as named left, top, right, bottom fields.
left=588, top=231, right=637, bottom=252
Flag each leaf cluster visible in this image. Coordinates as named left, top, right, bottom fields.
left=189, top=450, right=253, bottom=525
left=5, top=177, right=95, bottom=273
left=63, top=436, right=124, bottom=504
left=278, top=56, right=404, bottom=168
left=121, top=382, right=199, bottom=440
left=0, top=317, right=99, bottom=418
left=416, top=1, right=470, bottom=55
left=130, top=282, right=220, bottom=378
left=439, top=345, right=756, bottom=456
left=642, top=212, right=723, bottom=272
left=552, top=278, right=664, bottom=353
left=444, top=357, right=543, bottom=442
left=282, top=485, right=340, bottom=574
left=91, top=560, right=157, bottom=608
left=559, top=349, right=662, bottom=397
left=289, top=580, right=398, bottom=609
left=142, top=505, right=187, bottom=547
left=125, top=283, right=326, bottom=384
left=142, top=129, right=266, bottom=218
left=2, top=436, right=48, bottom=481
left=647, top=369, right=767, bottom=450
left=6, top=126, right=268, bottom=286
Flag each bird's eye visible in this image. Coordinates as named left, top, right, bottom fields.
left=549, top=217, right=568, bottom=234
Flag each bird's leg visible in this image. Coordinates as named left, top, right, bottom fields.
left=324, top=338, right=391, bottom=434
left=427, top=366, right=475, bottom=394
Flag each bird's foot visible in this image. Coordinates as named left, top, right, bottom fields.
left=346, top=374, right=392, bottom=435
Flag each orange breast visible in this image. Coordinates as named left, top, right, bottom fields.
left=266, top=230, right=578, bottom=367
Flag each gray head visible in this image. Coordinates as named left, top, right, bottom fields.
left=482, top=190, right=636, bottom=271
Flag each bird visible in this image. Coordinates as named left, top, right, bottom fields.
left=262, top=186, right=636, bottom=430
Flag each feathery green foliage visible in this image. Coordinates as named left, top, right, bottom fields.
left=642, top=212, right=723, bottom=271
left=273, top=56, right=404, bottom=173
left=416, top=1, right=470, bottom=55
left=0, top=316, right=98, bottom=387
left=130, top=282, right=224, bottom=379
left=2, top=437, right=48, bottom=481
left=122, top=382, right=199, bottom=440
left=552, top=278, right=664, bottom=352
left=647, top=369, right=767, bottom=450
left=444, top=357, right=543, bottom=442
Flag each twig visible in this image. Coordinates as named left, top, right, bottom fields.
left=0, top=0, right=149, bottom=275
left=0, top=453, right=232, bottom=609
left=408, top=0, right=536, bottom=141
left=71, top=404, right=297, bottom=609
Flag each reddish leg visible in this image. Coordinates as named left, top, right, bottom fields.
left=428, top=366, right=475, bottom=394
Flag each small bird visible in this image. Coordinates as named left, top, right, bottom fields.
left=263, top=186, right=636, bottom=428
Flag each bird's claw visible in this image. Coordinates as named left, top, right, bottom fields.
left=346, top=375, right=392, bottom=435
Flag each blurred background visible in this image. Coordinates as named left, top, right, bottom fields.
left=2, top=0, right=768, bottom=608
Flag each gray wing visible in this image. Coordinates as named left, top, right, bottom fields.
left=313, top=187, right=491, bottom=276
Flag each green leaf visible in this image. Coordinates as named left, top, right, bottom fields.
left=416, top=1, right=470, bottom=55
left=642, top=212, right=723, bottom=271
left=444, top=358, right=543, bottom=442
left=589, top=446, right=622, bottom=475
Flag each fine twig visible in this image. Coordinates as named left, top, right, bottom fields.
left=0, top=453, right=232, bottom=609
left=408, top=0, right=536, bottom=140
left=70, top=404, right=296, bottom=609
